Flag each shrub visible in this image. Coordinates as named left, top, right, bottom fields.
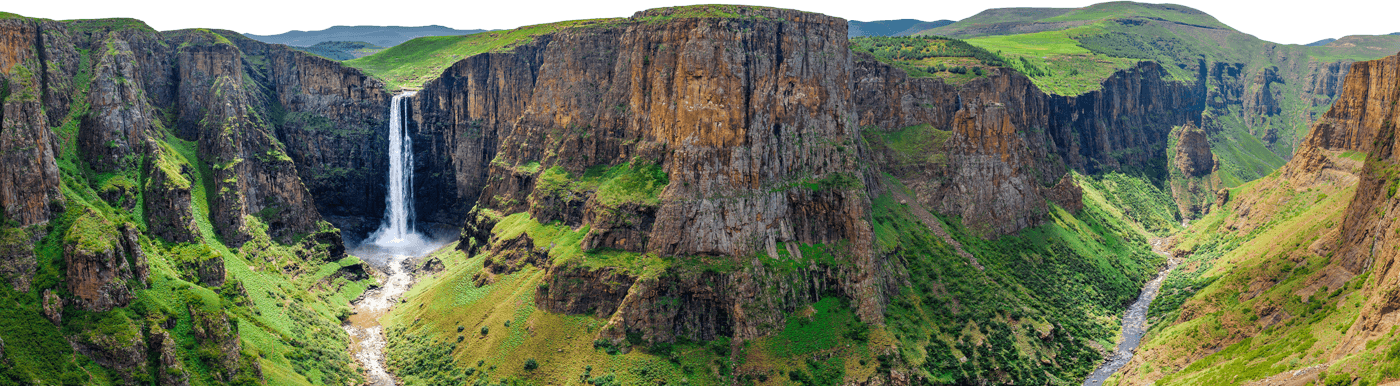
left=524, top=358, right=539, bottom=371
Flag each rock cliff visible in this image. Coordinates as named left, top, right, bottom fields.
left=418, top=7, right=887, bottom=344
left=0, top=19, right=66, bottom=227
left=63, top=211, right=148, bottom=312
left=854, top=56, right=1200, bottom=234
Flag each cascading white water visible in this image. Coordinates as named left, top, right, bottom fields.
left=369, top=91, right=423, bottom=248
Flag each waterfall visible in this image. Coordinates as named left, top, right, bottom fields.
left=370, top=91, right=421, bottom=247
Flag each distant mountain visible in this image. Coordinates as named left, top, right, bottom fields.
left=1305, top=38, right=1337, bottom=46
left=293, top=41, right=385, bottom=61
left=847, top=19, right=953, bottom=37
left=244, top=25, right=487, bottom=48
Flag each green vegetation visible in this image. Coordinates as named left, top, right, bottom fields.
left=1126, top=165, right=1376, bottom=385
left=346, top=19, right=615, bottom=89
left=293, top=41, right=385, bottom=61
left=0, top=32, right=374, bottom=386
left=535, top=159, right=669, bottom=207
left=861, top=124, right=953, bottom=167
left=874, top=174, right=1162, bottom=384
left=851, top=36, right=1007, bottom=84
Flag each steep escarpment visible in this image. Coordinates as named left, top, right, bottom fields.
left=382, top=6, right=1165, bottom=386
left=0, top=14, right=384, bottom=386
left=465, top=6, right=881, bottom=337
left=0, top=18, right=67, bottom=227
left=410, top=36, right=551, bottom=224
left=854, top=55, right=1199, bottom=235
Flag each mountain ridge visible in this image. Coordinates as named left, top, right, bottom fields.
left=244, top=25, right=488, bottom=48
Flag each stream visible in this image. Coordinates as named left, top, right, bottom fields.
left=1082, top=240, right=1177, bottom=386
left=344, top=252, right=414, bottom=386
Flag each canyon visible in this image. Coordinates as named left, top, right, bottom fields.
left=1, top=2, right=1399, bottom=385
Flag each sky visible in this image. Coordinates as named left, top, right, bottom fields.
left=5, top=0, right=1397, bottom=45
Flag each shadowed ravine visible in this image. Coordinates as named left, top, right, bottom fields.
left=1083, top=239, right=1177, bottom=386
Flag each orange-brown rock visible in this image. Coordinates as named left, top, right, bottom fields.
left=63, top=211, right=148, bottom=312
left=434, top=7, right=887, bottom=344
left=1174, top=123, right=1216, bottom=177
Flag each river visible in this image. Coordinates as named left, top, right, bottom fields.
left=1082, top=240, right=1177, bottom=386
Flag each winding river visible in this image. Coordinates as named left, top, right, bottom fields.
left=1082, top=240, right=1177, bottom=386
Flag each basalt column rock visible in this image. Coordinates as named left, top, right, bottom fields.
left=258, top=44, right=392, bottom=236
left=412, top=39, right=550, bottom=225
left=80, top=38, right=157, bottom=174
left=853, top=56, right=1195, bottom=236
left=461, top=7, right=887, bottom=343
left=169, top=30, right=323, bottom=245
left=0, top=19, right=66, bottom=227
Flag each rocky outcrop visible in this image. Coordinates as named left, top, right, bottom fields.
left=144, top=142, right=200, bottom=243
left=68, top=314, right=147, bottom=383
left=0, top=19, right=66, bottom=227
left=256, top=43, right=391, bottom=237
left=41, top=289, right=61, bottom=325
left=149, top=326, right=192, bottom=386
left=0, top=225, right=41, bottom=292
left=535, top=264, right=635, bottom=316
left=189, top=304, right=259, bottom=383
left=79, top=39, right=156, bottom=173
left=411, top=38, right=550, bottom=224
left=1170, top=123, right=1222, bottom=217
left=63, top=211, right=148, bottom=312
left=1174, top=123, right=1216, bottom=177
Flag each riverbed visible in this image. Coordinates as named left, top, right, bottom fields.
left=1082, top=240, right=1177, bottom=386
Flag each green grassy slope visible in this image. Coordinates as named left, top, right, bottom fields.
left=380, top=171, right=1166, bottom=385
left=344, top=19, right=612, bottom=89
left=1107, top=156, right=1392, bottom=385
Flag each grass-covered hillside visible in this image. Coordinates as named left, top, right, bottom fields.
left=1106, top=151, right=1382, bottom=385
left=850, top=36, right=1011, bottom=85
left=344, top=19, right=614, bottom=89
left=293, top=41, right=384, bottom=61
left=378, top=171, right=1169, bottom=385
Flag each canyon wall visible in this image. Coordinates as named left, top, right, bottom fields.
left=853, top=55, right=1200, bottom=235
left=416, top=8, right=891, bottom=344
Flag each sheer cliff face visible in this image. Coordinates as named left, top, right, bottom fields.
left=854, top=56, right=1200, bottom=235
left=1291, top=54, right=1400, bottom=360
left=421, top=8, right=885, bottom=342
left=0, top=19, right=68, bottom=227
